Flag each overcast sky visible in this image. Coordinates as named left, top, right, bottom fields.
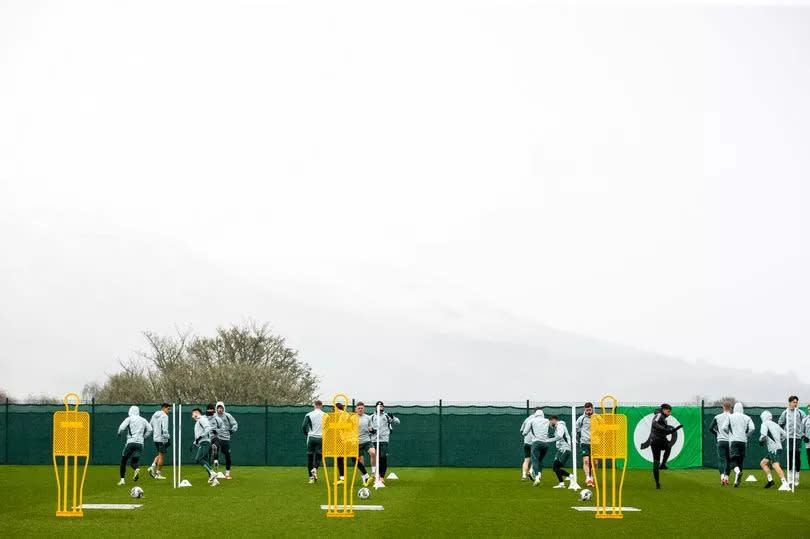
left=1, top=1, right=807, bottom=399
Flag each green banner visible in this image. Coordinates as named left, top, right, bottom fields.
left=622, top=406, right=703, bottom=469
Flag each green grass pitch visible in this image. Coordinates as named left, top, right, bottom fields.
left=2, top=465, right=809, bottom=537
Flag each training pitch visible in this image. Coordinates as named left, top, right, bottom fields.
left=2, top=466, right=809, bottom=537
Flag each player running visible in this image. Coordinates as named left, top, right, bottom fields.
left=728, top=401, right=756, bottom=487
left=116, top=405, right=153, bottom=485
left=549, top=415, right=572, bottom=489
left=575, top=402, right=595, bottom=487
left=213, top=401, right=238, bottom=479
left=522, top=407, right=552, bottom=486
left=778, top=396, right=806, bottom=487
left=708, top=400, right=733, bottom=485
left=519, top=412, right=534, bottom=481
left=370, top=401, right=400, bottom=485
left=759, top=410, right=790, bottom=490
left=190, top=407, right=220, bottom=486
left=804, top=405, right=810, bottom=474
left=147, top=403, right=171, bottom=480
left=302, top=400, right=325, bottom=484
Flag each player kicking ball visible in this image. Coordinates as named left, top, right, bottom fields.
left=549, top=415, right=572, bottom=489
left=576, top=402, right=595, bottom=487
left=759, top=411, right=791, bottom=491
left=190, top=407, right=220, bottom=486
left=116, top=405, right=152, bottom=485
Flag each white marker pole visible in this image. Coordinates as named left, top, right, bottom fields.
left=791, top=409, right=797, bottom=493
left=375, top=404, right=382, bottom=488
left=569, top=404, right=581, bottom=490
left=178, top=403, right=182, bottom=484
left=172, top=403, right=177, bottom=489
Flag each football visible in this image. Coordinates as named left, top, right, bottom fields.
left=130, top=486, right=144, bottom=498
left=358, top=487, right=371, bottom=500
left=579, top=489, right=592, bottom=501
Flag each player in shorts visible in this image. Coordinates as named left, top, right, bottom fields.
left=519, top=412, right=533, bottom=480
left=302, top=400, right=325, bottom=483
left=147, top=403, right=171, bottom=479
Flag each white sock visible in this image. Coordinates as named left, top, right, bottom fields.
left=225, top=470, right=230, bottom=476
left=734, top=467, right=740, bottom=475
left=767, top=473, right=773, bottom=481
left=782, top=476, right=788, bottom=483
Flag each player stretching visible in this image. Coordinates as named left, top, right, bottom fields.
left=214, top=401, right=238, bottom=479
left=302, top=400, right=325, bottom=484
left=709, top=400, right=733, bottom=485
left=522, top=407, right=552, bottom=486
left=354, top=402, right=373, bottom=487
left=576, top=402, right=595, bottom=487
left=759, top=411, right=790, bottom=490
left=190, top=407, right=220, bottom=486
left=728, top=402, right=755, bottom=487
left=117, top=406, right=152, bottom=485
left=147, top=403, right=171, bottom=480
left=371, top=401, right=400, bottom=485
left=778, top=396, right=806, bottom=487
left=519, top=412, right=534, bottom=481
left=549, top=415, right=572, bottom=488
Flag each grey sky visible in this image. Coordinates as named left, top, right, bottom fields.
left=0, top=1, right=807, bottom=400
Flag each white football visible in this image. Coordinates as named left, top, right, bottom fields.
left=130, top=486, right=144, bottom=498
left=358, top=487, right=371, bottom=500
left=579, top=489, right=592, bottom=501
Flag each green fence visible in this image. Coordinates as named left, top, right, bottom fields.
left=1, top=400, right=807, bottom=471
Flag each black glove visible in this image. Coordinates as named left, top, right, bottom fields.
left=759, top=440, right=765, bottom=446
left=189, top=443, right=197, bottom=454
left=803, top=436, right=809, bottom=443
left=671, top=424, right=684, bottom=433
left=195, top=436, right=202, bottom=445
left=386, top=413, right=394, bottom=421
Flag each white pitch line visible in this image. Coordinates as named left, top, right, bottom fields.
left=320, top=505, right=384, bottom=511
left=572, top=506, right=641, bottom=512
left=81, top=504, right=143, bottom=509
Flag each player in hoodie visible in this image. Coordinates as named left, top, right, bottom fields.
left=302, top=400, right=325, bottom=483
left=759, top=410, right=790, bottom=490
left=117, top=405, right=153, bottom=485
left=147, top=403, right=171, bottom=479
left=190, top=407, right=220, bottom=486
left=728, top=401, right=756, bottom=487
left=521, top=407, right=552, bottom=486
left=213, top=401, right=238, bottom=479
left=709, top=400, right=733, bottom=485
left=576, top=402, right=595, bottom=487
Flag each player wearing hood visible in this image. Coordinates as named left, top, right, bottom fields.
left=759, top=410, right=790, bottom=490
left=709, top=400, right=733, bottom=485
left=214, top=401, right=238, bottom=479
left=117, top=405, right=153, bottom=485
left=521, top=407, right=552, bottom=486
left=728, top=401, right=756, bottom=487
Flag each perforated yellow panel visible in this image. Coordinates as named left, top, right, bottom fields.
left=322, top=411, right=359, bottom=458
left=591, top=414, right=627, bottom=459
left=53, top=411, right=90, bottom=457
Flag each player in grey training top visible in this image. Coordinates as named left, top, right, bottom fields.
left=519, top=414, right=534, bottom=481
left=302, top=400, right=325, bottom=483
left=354, top=402, right=373, bottom=486
left=777, top=396, right=806, bottom=486
left=190, top=407, right=219, bottom=486
left=214, top=401, right=238, bottom=479
left=371, top=401, right=400, bottom=483
left=522, top=407, right=552, bottom=486
left=759, top=410, right=790, bottom=490
left=728, top=402, right=756, bottom=487
left=117, top=406, right=153, bottom=485
left=147, top=403, right=171, bottom=480
left=575, top=402, right=595, bottom=486
left=549, top=415, right=572, bottom=488
left=708, top=401, right=733, bottom=485
left=804, top=406, right=810, bottom=479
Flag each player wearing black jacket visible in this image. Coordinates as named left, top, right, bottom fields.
left=641, top=404, right=682, bottom=489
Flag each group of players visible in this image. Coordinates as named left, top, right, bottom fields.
left=709, top=395, right=809, bottom=490
left=519, top=402, right=598, bottom=489
left=116, top=401, right=239, bottom=487
left=302, top=400, right=399, bottom=487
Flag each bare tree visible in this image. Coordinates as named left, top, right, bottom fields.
left=93, top=321, right=319, bottom=404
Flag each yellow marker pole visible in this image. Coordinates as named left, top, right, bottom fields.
left=322, top=394, right=360, bottom=518
left=52, top=393, right=90, bottom=517
left=591, top=395, right=628, bottom=520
